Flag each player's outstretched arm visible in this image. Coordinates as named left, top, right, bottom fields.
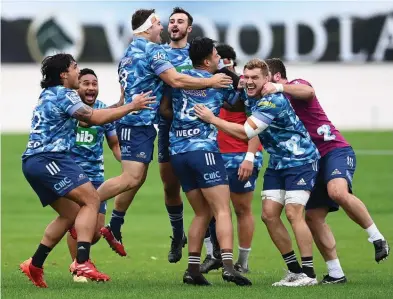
left=194, top=104, right=248, bottom=141
left=159, top=93, right=173, bottom=121
left=261, top=82, right=315, bottom=101
left=195, top=104, right=270, bottom=142
left=159, top=68, right=233, bottom=90
left=72, top=91, right=156, bottom=125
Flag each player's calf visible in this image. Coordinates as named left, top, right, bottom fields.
left=232, top=192, right=254, bottom=271
left=285, top=198, right=316, bottom=280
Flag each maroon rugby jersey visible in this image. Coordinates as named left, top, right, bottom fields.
left=286, top=78, right=350, bottom=157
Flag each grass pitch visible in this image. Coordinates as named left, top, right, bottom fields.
left=1, top=132, right=393, bottom=298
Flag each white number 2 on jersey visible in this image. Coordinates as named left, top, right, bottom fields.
left=281, top=134, right=306, bottom=155
left=317, top=124, right=336, bottom=141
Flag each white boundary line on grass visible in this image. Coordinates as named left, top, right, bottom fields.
left=355, top=150, right=393, bottom=156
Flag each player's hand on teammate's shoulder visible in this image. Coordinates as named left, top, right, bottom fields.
left=238, top=78, right=246, bottom=90
left=210, top=73, right=233, bottom=88
left=129, top=91, right=156, bottom=111
left=261, top=82, right=279, bottom=96
left=78, top=120, right=92, bottom=128
left=194, top=104, right=214, bottom=123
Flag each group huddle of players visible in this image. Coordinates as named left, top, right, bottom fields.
left=19, top=7, right=389, bottom=288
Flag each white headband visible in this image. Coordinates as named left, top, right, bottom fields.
left=133, top=13, right=159, bottom=34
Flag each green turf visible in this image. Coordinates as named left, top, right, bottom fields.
left=1, top=132, right=393, bottom=299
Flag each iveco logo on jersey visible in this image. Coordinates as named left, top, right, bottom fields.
left=176, top=128, right=201, bottom=137
left=54, top=177, right=72, bottom=191
left=27, top=141, right=41, bottom=149
left=204, top=171, right=221, bottom=181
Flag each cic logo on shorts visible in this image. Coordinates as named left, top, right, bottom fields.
left=54, top=177, right=72, bottom=191
left=204, top=171, right=221, bottom=181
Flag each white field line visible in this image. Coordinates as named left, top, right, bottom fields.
left=355, top=150, right=393, bottom=156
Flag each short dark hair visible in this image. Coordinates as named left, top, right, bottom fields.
left=40, top=53, right=75, bottom=89
left=265, top=58, right=287, bottom=79
left=189, top=37, right=216, bottom=67
left=79, top=68, right=97, bottom=80
left=216, top=44, right=236, bottom=61
left=132, top=9, right=155, bottom=30
left=216, top=43, right=237, bottom=67
left=170, top=7, right=193, bottom=26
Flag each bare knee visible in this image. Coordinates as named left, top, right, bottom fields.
left=305, top=209, right=327, bottom=229
left=215, top=208, right=231, bottom=219
left=261, top=209, right=278, bottom=224
left=234, top=202, right=252, bottom=218
left=327, top=180, right=350, bottom=204
left=73, top=189, right=100, bottom=214
left=121, top=172, right=145, bottom=190
left=285, top=206, right=304, bottom=224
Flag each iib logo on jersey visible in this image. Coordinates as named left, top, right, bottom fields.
left=76, top=127, right=97, bottom=145
left=153, top=52, right=166, bottom=61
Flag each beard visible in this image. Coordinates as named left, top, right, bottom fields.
left=170, top=30, right=187, bottom=42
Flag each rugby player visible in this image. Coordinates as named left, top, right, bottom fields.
left=264, top=58, right=390, bottom=284
left=195, top=59, right=320, bottom=287
left=66, top=68, right=121, bottom=282
left=97, top=9, right=232, bottom=256
left=158, top=7, right=194, bottom=263
left=201, top=44, right=263, bottom=274
left=20, top=54, right=155, bottom=287
left=161, top=37, right=251, bottom=286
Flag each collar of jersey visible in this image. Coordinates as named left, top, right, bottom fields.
left=167, top=43, right=190, bottom=50
left=194, top=68, right=212, bottom=76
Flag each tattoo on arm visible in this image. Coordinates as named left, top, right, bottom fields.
left=72, top=105, right=94, bottom=122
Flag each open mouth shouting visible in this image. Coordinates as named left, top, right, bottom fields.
left=84, top=91, right=97, bottom=104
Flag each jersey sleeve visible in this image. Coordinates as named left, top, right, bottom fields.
left=59, top=90, right=84, bottom=116
left=104, top=122, right=117, bottom=137
left=252, top=94, right=283, bottom=125
left=223, top=86, right=241, bottom=106
left=289, top=78, right=312, bottom=87
left=147, top=44, right=174, bottom=76
left=215, top=68, right=241, bottom=106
